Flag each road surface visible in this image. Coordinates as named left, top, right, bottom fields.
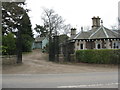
left=2, top=71, right=118, bottom=88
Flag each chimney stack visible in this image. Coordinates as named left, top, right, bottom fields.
left=71, top=28, right=76, bottom=37
left=92, top=16, right=101, bottom=28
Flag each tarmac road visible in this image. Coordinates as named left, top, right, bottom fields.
left=2, top=71, right=118, bottom=88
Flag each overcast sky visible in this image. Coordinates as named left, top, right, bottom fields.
left=25, top=0, right=119, bottom=34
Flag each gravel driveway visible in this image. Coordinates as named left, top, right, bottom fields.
left=2, top=49, right=118, bottom=74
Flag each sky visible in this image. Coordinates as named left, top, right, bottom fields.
left=25, top=0, right=119, bottom=36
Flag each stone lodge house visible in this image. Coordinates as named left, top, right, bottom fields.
left=69, top=16, right=120, bottom=51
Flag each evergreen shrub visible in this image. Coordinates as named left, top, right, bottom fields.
left=76, top=49, right=120, bottom=64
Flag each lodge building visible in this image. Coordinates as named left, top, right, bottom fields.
left=69, top=16, right=120, bottom=51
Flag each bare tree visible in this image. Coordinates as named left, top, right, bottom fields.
left=41, top=8, right=66, bottom=61
left=62, top=24, right=71, bottom=35
left=41, top=8, right=65, bottom=36
left=111, top=25, right=118, bottom=30
left=111, top=17, right=119, bottom=30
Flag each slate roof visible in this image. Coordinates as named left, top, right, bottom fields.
left=69, top=25, right=120, bottom=40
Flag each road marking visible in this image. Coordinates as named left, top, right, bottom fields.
left=57, top=83, right=119, bottom=88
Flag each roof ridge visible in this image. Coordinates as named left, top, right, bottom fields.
left=89, top=26, right=102, bottom=39
left=74, top=32, right=81, bottom=39
left=102, top=26, right=109, bottom=38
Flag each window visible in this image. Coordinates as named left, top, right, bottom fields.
left=113, top=43, right=116, bottom=48
left=80, top=44, right=83, bottom=49
left=113, top=42, right=119, bottom=49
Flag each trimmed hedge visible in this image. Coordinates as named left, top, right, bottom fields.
left=76, top=49, right=120, bottom=64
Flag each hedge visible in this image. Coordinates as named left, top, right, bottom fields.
left=76, top=49, right=120, bottom=64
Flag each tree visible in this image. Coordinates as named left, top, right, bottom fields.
left=34, top=24, right=48, bottom=37
left=41, top=8, right=65, bottom=36
left=62, top=24, right=71, bottom=35
left=2, top=2, right=33, bottom=45
left=20, top=9, right=33, bottom=52
left=41, top=8, right=65, bottom=61
left=2, top=33, right=16, bottom=55
left=2, top=2, right=24, bottom=63
left=21, top=34, right=33, bottom=52
left=111, top=17, right=120, bottom=30
left=111, top=25, right=118, bottom=30
left=59, top=34, right=69, bottom=44
left=2, top=2, right=25, bottom=35
left=2, top=2, right=33, bottom=63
